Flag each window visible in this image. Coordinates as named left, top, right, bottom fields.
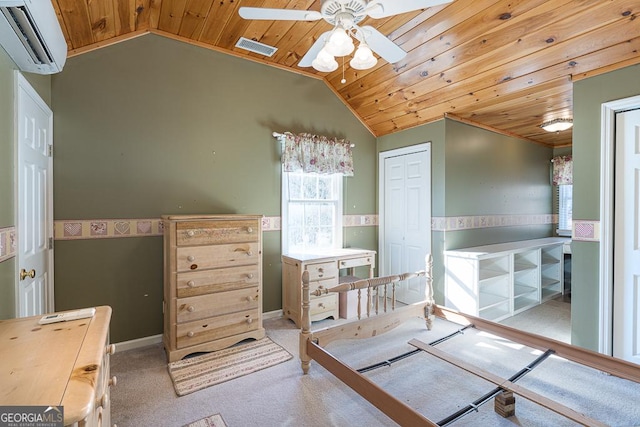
left=282, top=170, right=343, bottom=254
left=557, top=184, right=573, bottom=236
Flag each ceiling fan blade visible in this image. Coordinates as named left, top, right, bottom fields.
left=365, top=0, right=453, bottom=19
left=239, top=7, right=322, bottom=21
left=356, top=26, right=406, bottom=64
left=298, top=31, right=332, bottom=67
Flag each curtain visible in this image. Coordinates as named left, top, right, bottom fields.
left=281, top=132, right=354, bottom=176
left=552, top=155, right=572, bottom=185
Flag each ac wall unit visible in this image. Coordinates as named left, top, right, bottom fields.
left=0, top=0, right=66, bottom=74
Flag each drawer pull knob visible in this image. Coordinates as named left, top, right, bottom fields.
left=187, top=305, right=195, bottom=312
left=246, top=273, right=254, bottom=279
left=246, top=318, right=253, bottom=324
left=341, top=261, right=346, bottom=265
left=105, top=344, right=116, bottom=355
left=99, top=393, right=110, bottom=408
left=187, top=331, right=194, bottom=338
left=319, top=303, right=325, bottom=309
left=246, top=296, right=253, bottom=302
left=318, top=267, right=324, bottom=272
left=187, top=280, right=195, bottom=287
left=109, top=376, right=117, bottom=387
left=246, top=251, right=253, bottom=256
left=187, top=255, right=195, bottom=262
left=187, top=230, right=195, bottom=237
left=247, top=227, right=253, bottom=233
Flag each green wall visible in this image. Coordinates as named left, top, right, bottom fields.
left=572, top=63, right=640, bottom=350
left=443, top=120, right=553, bottom=250
left=50, top=34, right=377, bottom=342
left=377, top=119, right=554, bottom=305
left=0, top=47, right=51, bottom=320
left=0, top=48, right=16, bottom=320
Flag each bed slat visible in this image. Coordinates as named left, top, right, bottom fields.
left=306, top=340, right=438, bottom=427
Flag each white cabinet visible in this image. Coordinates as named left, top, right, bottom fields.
left=444, top=238, right=568, bottom=322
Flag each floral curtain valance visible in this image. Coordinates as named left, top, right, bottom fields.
left=552, top=155, right=573, bottom=185
left=281, top=132, right=354, bottom=176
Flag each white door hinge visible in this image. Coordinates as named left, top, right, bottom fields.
left=48, top=145, right=53, bottom=157
left=48, top=237, right=54, bottom=250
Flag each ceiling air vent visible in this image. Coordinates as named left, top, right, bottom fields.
left=235, top=37, right=277, bottom=57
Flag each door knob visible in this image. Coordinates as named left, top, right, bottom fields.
left=20, top=269, right=35, bottom=280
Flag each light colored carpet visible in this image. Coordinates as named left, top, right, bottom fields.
left=183, top=413, right=227, bottom=427
left=168, top=337, right=292, bottom=396
left=500, top=296, right=571, bottom=343
left=111, top=310, right=640, bottom=426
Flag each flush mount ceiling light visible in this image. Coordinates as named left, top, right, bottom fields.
left=541, top=118, right=573, bottom=132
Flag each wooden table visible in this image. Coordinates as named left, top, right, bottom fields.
left=0, top=306, right=114, bottom=426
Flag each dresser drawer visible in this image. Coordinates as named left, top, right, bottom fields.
left=176, top=309, right=259, bottom=349
left=176, top=286, right=260, bottom=323
left=309, top=294, right=338, bottom=321
left=176, top=265, right=260, bottom=298
left=176, top=242, right=259, bottom=272
left=309, top=277, right=336, bottom=296
left=176, top=219, right=259, bottom=246
left=339, top=254, right=375, bottom=269
left=305, top=261, right=338, bottom=281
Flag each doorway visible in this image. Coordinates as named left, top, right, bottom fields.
left=15, top=72, right=54, bottom=317
left=601, top=95, right=640, bottom=363
left=378, top=143, right=431, bottom=304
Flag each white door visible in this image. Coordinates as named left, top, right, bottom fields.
left=379, top=145, right=431, bottom=303
left=613, top=108, right=640, bottom=364
left=16, top=73, right=54, bottom=317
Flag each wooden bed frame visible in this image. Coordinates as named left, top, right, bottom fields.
left=299, top=255, right=640, bottom=426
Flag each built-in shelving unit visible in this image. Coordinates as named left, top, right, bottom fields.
left=444, top=238, right=568, bottom=322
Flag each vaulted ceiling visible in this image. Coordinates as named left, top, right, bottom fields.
left=51, top=0, right=640, bottom=148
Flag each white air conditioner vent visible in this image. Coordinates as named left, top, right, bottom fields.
left=235, top=37, right=277, bottom=57
left=0, top=0, right=67, bottom=74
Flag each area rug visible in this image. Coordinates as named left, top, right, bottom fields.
left=168, top=337, right=292, bottom=396
left=184, top=413, right=227, bottom=427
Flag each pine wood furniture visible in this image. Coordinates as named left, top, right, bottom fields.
left=281, top=248, right=375, bottom=327
left=444, top=237, right=568, bottom=322
left=299, top=255, right=640, bottom=426
left=0, top=306, right=115, bottom=427
left=162, top=214, right=265, bottom=362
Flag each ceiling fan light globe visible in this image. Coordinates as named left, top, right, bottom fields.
left=312, top=49, right=338, bottom=72
left=326, top=28, right=355, bottom=56
left=350, top=43, right=377, bottom=70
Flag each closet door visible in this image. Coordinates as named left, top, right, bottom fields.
left=380, top=145, right=431, bottom=304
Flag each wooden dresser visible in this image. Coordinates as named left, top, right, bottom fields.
left=0, top=306, right=115, bottom=427
left=162, top=214, right=266, bottom=362
left=282, top=248, right=375, bottom=327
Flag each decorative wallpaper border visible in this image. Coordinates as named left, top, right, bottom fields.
left=431, top=214, right=555, bottom=232
left=572, top=220, right=600, bottom=242
left=54, top=215, right=380, bottom=240
left=0, top=226, right=16, bottom=262
left=19, top=215, right=598, bottom=243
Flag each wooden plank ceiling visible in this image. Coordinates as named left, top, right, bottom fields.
left=52, top=0, right=640, bottom=147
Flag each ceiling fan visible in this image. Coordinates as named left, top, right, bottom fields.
left=239, top=0, right=453, bottom=72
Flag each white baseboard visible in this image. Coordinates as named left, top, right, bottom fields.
left=263, top=309, right=282, bottom=320
left=113, top=310, right=284, bottom=352
left=114, top=334, right=163, bottom=352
